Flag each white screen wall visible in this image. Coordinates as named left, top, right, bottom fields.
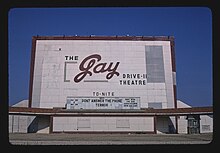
left=31, top=38, right=175, bottom=109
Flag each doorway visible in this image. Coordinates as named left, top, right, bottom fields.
left=187, top=115, right=200, bottom=134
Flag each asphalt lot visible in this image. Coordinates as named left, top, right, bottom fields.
left=9, top=133, right=213, bottom=145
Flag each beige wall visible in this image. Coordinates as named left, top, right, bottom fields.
left=53, top=116, right=154, bottom=132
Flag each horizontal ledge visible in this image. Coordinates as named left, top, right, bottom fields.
left=9, top=112, right=213, bottom=117
left=33, top=35, right=175, bottom=41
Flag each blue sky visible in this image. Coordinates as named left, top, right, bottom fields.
left=8, top=7, right=212, bottom=107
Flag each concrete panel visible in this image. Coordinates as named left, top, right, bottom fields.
left=178, top=116, right=188, bottom=134
left=52, top=116, right=154, bottom=132
left=9, top=115, right=29, bottom=133
left=200, top=115, right=213, bottom=133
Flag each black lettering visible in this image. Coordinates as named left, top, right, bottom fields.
left=139, top=80, right=142, bottom=85
left=123, top=74, right=126, bottom=78
left=143, top=80, right=146, bottom=85
left=69, top=56, right=74, bottom=60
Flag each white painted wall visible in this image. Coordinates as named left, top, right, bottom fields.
left=9, top=115, right=28, bottom=133
left=32, top=39, right=175, bottom=109
left=178, top=116, right=188, bottom=134
left=53, top=116, right=154, bottom=132
left=200, top=115, right=213, bottom=133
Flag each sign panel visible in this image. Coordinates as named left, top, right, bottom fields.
left=66, top=97, right=140, bottom=109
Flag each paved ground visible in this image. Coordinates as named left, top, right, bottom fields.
left=9, top=133, right=213, bottom=145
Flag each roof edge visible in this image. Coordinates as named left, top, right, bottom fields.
left=32, top=35, right=174, bottom=41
